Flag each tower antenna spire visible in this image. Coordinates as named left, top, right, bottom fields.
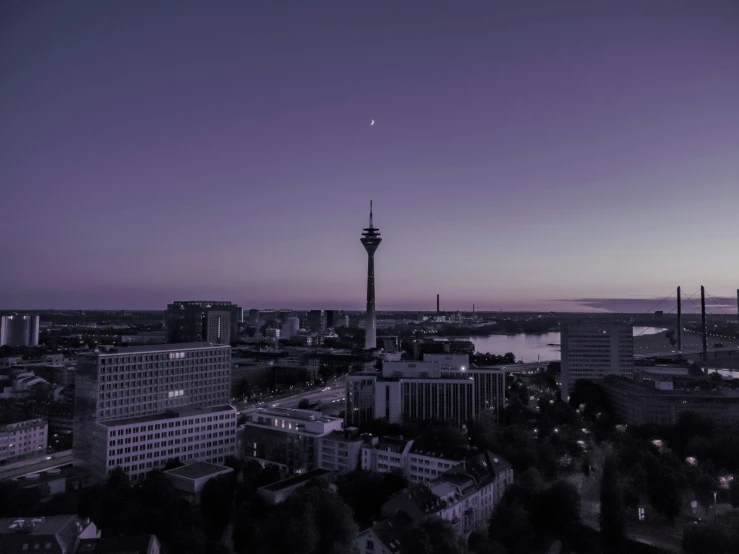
left=370, top=200, right=373, bottom=228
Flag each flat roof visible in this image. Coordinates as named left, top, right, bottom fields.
left=99, top=404, right=235, bottom=428
left=81, top=343, right=230, bottom=356
left=164, top=461, right=233, bottom=480
left=259, top=469, right=331, bottom=492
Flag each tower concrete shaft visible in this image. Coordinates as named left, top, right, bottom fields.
left=361, top=201, right=381, bottom=350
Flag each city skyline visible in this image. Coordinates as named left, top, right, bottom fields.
left=2, top=1, right=738, bottom=310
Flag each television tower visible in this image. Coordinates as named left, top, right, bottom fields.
left=361, top=201, right=382, bottom=350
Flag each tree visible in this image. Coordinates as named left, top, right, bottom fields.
left=468, top=530, right=509, bottom=554
left=599, top=456, right=626, bottom=545
left=647, top=469, right=682, bottom=522
left=682, top=522, right=734, bottom=554
left=164, top=457, right=185, bottom=470
left=489, top=489, right=537, bottom=553
left=535, top=481, right=581, bottom=540
left=201, top=475, right=235, bottom=540
left=258, top=487, right=357, bottom=554
left=400, top=517, right=467, bottom=554
left=730, top=477, right=739, bottom=508
left=518, top=467, right=543, bottom=493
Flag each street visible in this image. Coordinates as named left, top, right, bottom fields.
left=0, top=450, right=74, bottom=480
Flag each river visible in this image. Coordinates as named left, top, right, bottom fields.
left=463, top=326, right=667, bottom=363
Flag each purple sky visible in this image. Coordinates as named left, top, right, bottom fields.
left=1, top=1, right=738, bottom=312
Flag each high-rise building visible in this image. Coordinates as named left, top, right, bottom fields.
left=0, top=314, right=40, bottom=347
left=73, top=343, right=236, bottom=482
left=560, top=321, right=634, bottom=398
left=280, top=316, right=300, bottom=340
left=361, top=202, right=382, bottom=350
left=165, top=301, right=241, bottom=344
left=307, top=310, right=327, bottom=333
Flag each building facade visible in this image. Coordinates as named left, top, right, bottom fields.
left=560, top=321, right=634, bottom=397
left=602, top=375, right=739, bottom=426
left=241, top=407, right=344, bottom=474
left=315, top=430, right=364, bottom=474
left=361, top=437, right=414, bottom=475
left=73, top=343, right=234, bottom=481
left=0, top=418, right=48, bottom=464
left=345, top=357, right=500, bottom=428
left=356, top=452, right=513, bottom=553
left=165, top=301, right=241, bottom=344
left=0, top=314, right=40, bottom=347
left=280, top=317, right=300, bottom=340
left=307, top=310, right=327, bottom=333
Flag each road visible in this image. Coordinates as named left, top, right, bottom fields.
left=0, top=450, right=74, bottom=481
left=235, top=378, right=345, bottom=417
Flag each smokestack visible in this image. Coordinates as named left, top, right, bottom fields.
left=677, top=286, right=682, bottom=352
left=701, top=285, right=708, bottom=361
left=736, top=289, right=739, bottom=319
left=473, top=303, right=475, bottom=314
left=437, top=294, right=440, bottom=315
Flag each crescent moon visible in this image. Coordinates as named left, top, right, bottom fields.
left=370, top=120, right=375, bottom=126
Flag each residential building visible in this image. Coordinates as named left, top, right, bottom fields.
left=602, top=375, right=739, bottom=426
left=257, top=468, right=335, bottom=505
left=240, top=407, right=344, bottom=474
left=78, top=534, right=161, bottom=554
left=164, top=461, right=234, bottom=504
left=316, top=429, right=364, bottom=474
left=356, top=452, right=513, bottom=553
left=73, top=343, right=234, bottom=481
left=361, top=437, right=414, bottom=474
left=0, top=314, right=40, bottom=346
left=355, top=512, right=413, bottom=554
left=0, top=515, right=100, bottom=554
left=560, top=321, right=634, bottom=398
left=165, top=301, right=241, bottom=344
left=0, top=418, right=48, bottom=464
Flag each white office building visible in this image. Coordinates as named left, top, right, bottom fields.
left=73, top=343, right=235, bottom=481
left=346, top=356, right=503, bottom=428
left=560, top=321, right=634, bottom=398
left=315, top=429, right=364, bottom=474
left=241, top=407, right=344, bottom=474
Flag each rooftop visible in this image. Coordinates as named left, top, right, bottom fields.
left=259, top=468, right=332, bottom=492
left=98, top=404, right=235, bottom=428
left=77, top=534, right=158, bottom=554
left=80, top=343, right=230, bottom=356
left=164, top=461, right=233, bottom=481
left=366, top=511, right=414, bottom=553
left=0, top=515, right=94, bottom=554
left=409, top=440, right=475, bottom=462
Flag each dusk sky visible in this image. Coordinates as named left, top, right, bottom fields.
left=1, top=1, right=738, bottom=311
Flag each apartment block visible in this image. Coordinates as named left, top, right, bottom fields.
left=0, top=418, right=48, bottom=464
left=356, top=452, right=513, bottom=553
